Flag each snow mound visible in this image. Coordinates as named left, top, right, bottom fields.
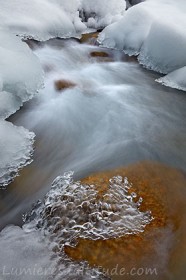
left=0, top=0, right=77, bottom=40
left=138, top=18, right=186, bottom=74
left=0, top=120, right=35, bottom=187
left=0, top=0, right=126, bottom=40
left=0, top=29, right=43, bottom=118
left=156, top=66, right=186, bottom=92
left=52, top=0, right=87, bottom=33
left=0, top=29, right=43, bottom=187
left=80, top=0, right=126, bottom=30
left=99, top=2, right=155, bottom=55
left=99, top=0, right=186, bottom=88
left=0, top=91, right=20, bottom=120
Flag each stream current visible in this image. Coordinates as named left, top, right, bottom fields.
left=1, top=38, right=185, bottom=226
left=0, top=37, right=186, bottom=280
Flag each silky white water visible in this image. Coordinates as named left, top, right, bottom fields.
left=0, top=38, right=186, bottom=226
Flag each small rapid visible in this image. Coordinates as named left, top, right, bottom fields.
left=1, top=37, right=186, bottom=226
left=0, top=37, right=186, bottom=280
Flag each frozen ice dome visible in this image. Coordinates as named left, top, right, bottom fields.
left=0, top=29, right=43, bottom=186
left=0, top=120, right=35, bottom=187
left=0, top=29, right=43, bottom=118
left=0, top=0, right=126, bottom=40
left=156, top=66, right=186, bottom=92
left=99, top=0, right=186, bottom=91
left=0, top=0, right=77, bottom=40
left=80, top=0, right=126, bottom=29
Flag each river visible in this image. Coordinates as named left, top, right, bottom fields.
left=0, top=35, right=186, bottom=280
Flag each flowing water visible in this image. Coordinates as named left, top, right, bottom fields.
left=0, top=37, right=186, bottom=279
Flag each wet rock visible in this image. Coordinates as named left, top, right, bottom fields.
left=54, top=79, right=76, bottom=91
left=65, top=161, right=186, bottom=280
left=80, top=32, right=99, bottom=45
left=90, top=51, right=109, bottom=58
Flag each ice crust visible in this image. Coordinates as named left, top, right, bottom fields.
left=0, top=171, right=152, bottom=279
left=0, top=29, right=43, bottom=186
left=99, top=0, right=186, bottom=91
left=25, top=171, right=152, bottom=244
left=0, top=0, right=77, bottom=40
left=80, top=0, right=126, bottom=29
left=0, top=29, right=43, bottom=118
left=0, top=225, right=109, bottom=280
left=0, top=120, right=35, bottom=187
left=0, top=226, right=57, bottom=280
left=15, top=171, right=151, bottom=279
left=156, top=66, right=186, bottom=92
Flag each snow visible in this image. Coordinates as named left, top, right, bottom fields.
left=0, top=225, right=108, bottom=280
left=0, top=0, right=77, bottom=40
left=0, top=91, right=21, bottom=120
left=157, top=66, right=186, bottom=92
left=0, top=226, right=56, bottom=280
left=80, top=0, right=126, bottom=29
left=0, top=0, right=126, bottom=40
left=138, top=15, right=186, bottom=74
left=99, top=0, right=186, bottom=91
left=0, top=29, right=43, bottom=117
left=9, top=171, right=150, bottom=279
left=0, top=29, right=43, bottom=186
left=98, top=2, right=161, bottom=55
left=0, top=120, right=35, bottom=187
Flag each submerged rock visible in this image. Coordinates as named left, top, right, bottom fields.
left=80, top=32, right=99, bottom=45
left=54, top=79, right=76, bottom=91
left=23, top=167, right=152, bottom=280
left=90, top=51, right=109, bottom=58
left=64, top=161, right=186, bottom=280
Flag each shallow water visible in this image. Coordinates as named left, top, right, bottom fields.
left=0, top=37, right=186, bottom=280
left=0, top=38, right=186, bottom=227
left=65, top=161, right=186, bottom=280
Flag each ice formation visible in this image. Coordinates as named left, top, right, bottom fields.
left=0, top=29, right=43, bottom=118
left=0, top=226, right=109, bottom=280
left=19, top=171, right=151, bottom=278
left=0, top=171, right=152, bottom=279
left=80, top=0, right=126, bottom=30
left=0, top=0, right=77, bottom=40
left=0, top=121, right=35, bottom=187
left=156, top=66, right=186, bottom=92
left=0, top=0, right=126, bottom=40
left=24, top=171, right=152, bottom=243
left=0, top=29, right=43, bottom=186
left=99, top=0, right=186, bottom=91
left=0, top=226, right=56, bottom=280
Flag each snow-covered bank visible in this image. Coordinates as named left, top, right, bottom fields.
left=99, top=0, right=186, bottom=91
left=0, top=29, right=43, bottom=187
left=0, top=0, right=126, bottom=40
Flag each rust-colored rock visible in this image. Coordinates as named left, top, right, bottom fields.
left=90, top=51, right=110, bottom=58
left=54, top=79, right=76, bottom=91
left=65, top=161, right=186, bottom=280
left=80, top=32, right=99, bottom=44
